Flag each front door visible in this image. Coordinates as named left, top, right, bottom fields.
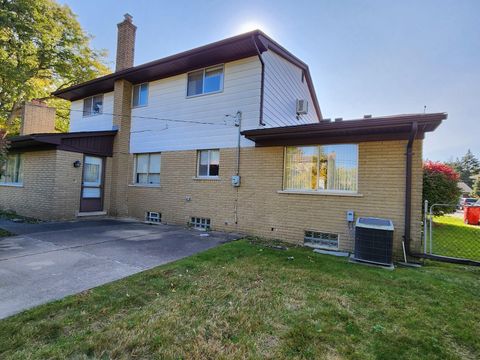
left=80, top=155, right=104, bottom=212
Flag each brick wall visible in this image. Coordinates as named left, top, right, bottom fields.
left=126, top=140, right=424, bottom=257
left=21, top=101, right=56, bottom=135
left=109, top=79, right=132, bottom=216
left=0, top=150, right=91, bottom=220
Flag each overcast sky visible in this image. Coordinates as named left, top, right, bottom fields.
left=60, top=0, right=479, bottom=161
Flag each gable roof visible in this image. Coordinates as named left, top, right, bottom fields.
left=53, top=30, right=322, bottom=119
left=242, top=113, right=447, bottom=146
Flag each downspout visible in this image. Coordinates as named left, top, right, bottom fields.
left=252, top=35, right=265, bottom=126
left=404, top=121, right=418, bottom=256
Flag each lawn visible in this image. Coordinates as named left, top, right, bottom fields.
left=0, top=239, right=479, bottom=359
left=0, top=228, right=12, bottom=237
left=430, top=214, right=480, bottom=261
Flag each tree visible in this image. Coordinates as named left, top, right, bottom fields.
left=450, top=150, right=480, bottom=187
left=472, top=176, right=480, bottom=198
left=0, top=0, right=110, bottom=134
left=0, top=131, right=7, bottom=175
left=423, top=161, right=462, bottom=215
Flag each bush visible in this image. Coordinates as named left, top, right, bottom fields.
left=423, top=161, right=462, bottom=215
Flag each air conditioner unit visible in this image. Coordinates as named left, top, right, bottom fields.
left=354, top=217, right=394, bottom=266
left=296, top=99, right=308, bottom=115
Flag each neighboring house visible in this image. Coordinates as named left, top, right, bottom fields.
left=458, top=181, right=473, bottom=197
left=0, top=14, right=446, bottom=258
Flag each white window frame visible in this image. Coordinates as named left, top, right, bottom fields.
left=132, top=83, right=149, bottom=108
left=197, top=149, right=220, bottom=178
left=186, top=64, right=224, bottom=98
left=283, top=144, right=359, bottom=194
left=0, top=153, right=23, bottom=186
left=82, top=94, right=104, bottom=117
left=133, top=153, right=161, bottom=186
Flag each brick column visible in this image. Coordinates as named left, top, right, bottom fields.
left=109, top=79, right=132, bottom=216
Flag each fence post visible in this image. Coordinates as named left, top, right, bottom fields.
left=429, top=204, right=434, bottom=255
left=424, top=200, right=428, bottom=254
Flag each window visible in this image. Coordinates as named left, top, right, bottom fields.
left=191, top=217, right=211, bottom=230
left=187, top=65, right=224, bottom=96
left=83, top=95, right=103, bottom=116
left=134, top=153, right=161, bottom=185
left=304, top=231, right=339, bottom=249
left=146, top=211, right=161, bottom=223
left=284, top=144, right=358, bottom=192
left=132, top=83, right=149, bottom=107
left=0, top=153, right=23, bottom=185
left=197, top=149, right=219, bottom=177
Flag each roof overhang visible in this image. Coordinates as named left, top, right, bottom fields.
left=52, top=30, right=322, bottom=119
left=241, top=113, right=447, bottom=147
left=7, top=131, right=117, bottom=157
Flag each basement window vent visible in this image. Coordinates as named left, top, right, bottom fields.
left=304, top=231, right=339, bottom=250
left=191, top=217, right=211, bottom=230
left=145, top=211, right=161, bottom=223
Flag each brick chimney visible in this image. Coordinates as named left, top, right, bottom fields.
left=116, top=13, right=136, bottom=71
left=20, top=100, right=56, bottom=135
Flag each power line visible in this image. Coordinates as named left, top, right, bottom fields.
left=28, top=102, right=234, bottom=127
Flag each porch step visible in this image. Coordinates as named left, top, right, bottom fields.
left=76, top=211, right=108, bottom=218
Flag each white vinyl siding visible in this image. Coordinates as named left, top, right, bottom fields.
left=262, top=50, right=320, bottom=126
left=130, top=56, right=262, bottom=153
left=70, top=92, right=114, bottom=132
left=134, top=153, right=161, bottom=185
left=284, top=144, right=358, bottom=193
left=0, top=153, right=23, bottom=185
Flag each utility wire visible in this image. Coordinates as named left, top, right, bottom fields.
left=27, top=102, right=234, bottom=127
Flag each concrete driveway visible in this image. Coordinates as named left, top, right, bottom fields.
left=0, top=219, right=240, bottom=319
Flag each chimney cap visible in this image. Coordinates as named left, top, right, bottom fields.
left=123, top=13, right=133, bottom=23
left=363, top=114, right=372, bottom=119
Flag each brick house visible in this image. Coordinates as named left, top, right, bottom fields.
left=0, top=14, right=446, bottom=258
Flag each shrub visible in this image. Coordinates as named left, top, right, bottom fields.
left=423, top=161, right=462, bottom=215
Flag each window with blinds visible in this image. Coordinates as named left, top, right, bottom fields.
left=284, top=144, right=358, bottom=193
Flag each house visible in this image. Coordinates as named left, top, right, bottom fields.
left=0, top=14, right=446, bottom=258
left=458, top=181, right=473, bottom=198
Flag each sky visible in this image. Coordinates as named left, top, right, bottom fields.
left=59, top=0, right=479, bottom=161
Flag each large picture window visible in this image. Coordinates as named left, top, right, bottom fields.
left=197, top=149, right=219, bottom=177
left=284, top=144, right=358, bottom=193
left=0, top=153, right=23, bottom=185
left=134, top=153, right=161, bottom=185
left=83, top=95, right=103, bottom=116
left=187, top=65, right=224, bottom=97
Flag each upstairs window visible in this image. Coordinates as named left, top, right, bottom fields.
left=0, top=153, right=23, bottom=185
left=187, top=65, right=224, bottom=97
left=197, top=149, right=219, bottom=177
left=132, top=83, right=149, bottom=107
left=135, top=153, right=161, bottom=185
left=83, top=95, right=103, bottom=116
left=284, top=144, right=358, bottom=193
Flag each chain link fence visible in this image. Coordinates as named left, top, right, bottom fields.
left=423, top=201, right=480, bottom=263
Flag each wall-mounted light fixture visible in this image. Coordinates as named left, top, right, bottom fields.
left=73, top=160, right=82, bottom=168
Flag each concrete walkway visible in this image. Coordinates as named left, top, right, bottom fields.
left=0, top=218, right=241, bottom=319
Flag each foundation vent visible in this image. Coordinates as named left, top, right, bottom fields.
left=191, top=217, right=211, bottom=230
left=304, top=231, right=339, bottom=250
left=145, top=211, right=161, bottom=223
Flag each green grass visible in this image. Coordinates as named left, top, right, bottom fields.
left=430, top=215, right=480, bottom=261
left=0, top=239, right=479, bottom=359
left=0, top=210, right=41, bottom=224
left=0, top=228, right=12, bottom=237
